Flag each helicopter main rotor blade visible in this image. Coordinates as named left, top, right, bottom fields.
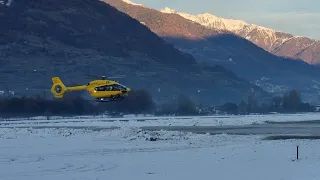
left=107, top=75, right=126, bottom=79
left=84, top=74, right=126, bottom=80
left=84, top=74, right=102, bottom=78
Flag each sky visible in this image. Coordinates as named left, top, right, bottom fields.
left=132, top=0, right=320, bottom=40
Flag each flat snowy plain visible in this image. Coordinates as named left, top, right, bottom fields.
left=0, top=113, right=320, bottom=180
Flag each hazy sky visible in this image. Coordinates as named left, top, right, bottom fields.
left=132, top=0, right=320, bottom=40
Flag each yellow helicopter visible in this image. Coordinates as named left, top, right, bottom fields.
left=50, top=74, right=131, bottom=102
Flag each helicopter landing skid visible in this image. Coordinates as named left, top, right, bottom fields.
left=94, top=96, right=124, bottom=103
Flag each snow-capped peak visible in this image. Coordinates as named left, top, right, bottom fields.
left=161, top=7, right=177, bottom=14
left=122, top=0, right=145, bottom=7
left=160, top=7, right=295, bottom=51
left=160, top=7, right=274, bottom=34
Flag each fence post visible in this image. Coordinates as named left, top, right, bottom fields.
left=296, top=145, right=299, bottom=160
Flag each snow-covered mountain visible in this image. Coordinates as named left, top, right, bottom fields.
left=103, top=0, right=320, bottom=103
left=161, top=7, right=256, bottom=33
left=160, top=7, right=320, bottom=65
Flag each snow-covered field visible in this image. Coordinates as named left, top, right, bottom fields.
left=0, top=113, right=320, bottom=180
left=2, top=112, right=320, bottom=128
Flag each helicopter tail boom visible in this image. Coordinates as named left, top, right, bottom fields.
left=66, top=85, right=87, bottom=91
left=51, top=77, right=88, bottom=98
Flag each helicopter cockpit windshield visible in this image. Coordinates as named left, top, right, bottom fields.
left=117, top=84, right=127, bottom=91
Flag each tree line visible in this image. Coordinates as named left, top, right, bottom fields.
left=0, top=88, right=317, bottom=118
left=0, top=88, right=200, bottom=118
left=219, top=89, right=316, bottom=114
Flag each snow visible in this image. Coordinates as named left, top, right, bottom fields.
left=0, top=123, right=320, bottom=179
left=160, top=7, right=296, bottom=51
left=121, top=0, right=145, bottom=7
left=2, top=113, right=320, bottom=128
left=160, top=7, right=271, bottom=32
left=253, top=78, right=289, bottom=93
left=0, top=0, right=12, bottom=6
left=1, top=113, right=320, bottom=179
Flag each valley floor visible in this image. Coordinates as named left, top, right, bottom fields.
left=0, top=113, right=320, bottom=180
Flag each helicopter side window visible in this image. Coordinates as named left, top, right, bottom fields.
left=95, top=85, right=107, bottom=91
left=95, top=84, right=125, bottom=91
left=110, top=84, right=120, bottom=91
left=105, top=85, right=112, bottom=91
left=95, top=85, right=117, bottom=91
left=95, top=86, right=103, bottom=91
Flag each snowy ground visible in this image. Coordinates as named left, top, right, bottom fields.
left=0, top=113, right=320, bottom=180
left=2, top=112, right=320, bottom=128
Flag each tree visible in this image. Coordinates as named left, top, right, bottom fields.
left=157, top=101, right=177, bottom=115
left=283, top=89, right=302, bottom=112
left=221, top=102, right=238, bottom=114
left=247, top=95, right=258, bottom=113
left=175, top=95, right=198, bottom=116
left=258, top=103, right=269, bottom=113
left=272, top=96, right=282, bottom=108
left=104, top=88, right=156, bottom=114
left=238, top=100, right=247, bottom=114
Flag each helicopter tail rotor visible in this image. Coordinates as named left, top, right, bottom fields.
left=51, top=77, right=67, bottom=98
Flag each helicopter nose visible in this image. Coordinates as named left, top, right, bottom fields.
left=121, top=88, right=131, bottom=94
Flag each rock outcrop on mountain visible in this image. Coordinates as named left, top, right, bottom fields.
left=160, top=7, right=320, bottom=65
left=0, top=0, right=268, bottom=105
left=104, top=0, right=320, bottom=103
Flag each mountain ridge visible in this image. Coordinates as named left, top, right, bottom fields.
left=159, top=6, right=320, bottom=65
left=0, top=0, right=269, bottom=105
left=104, top=0, right=320, bottom=103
